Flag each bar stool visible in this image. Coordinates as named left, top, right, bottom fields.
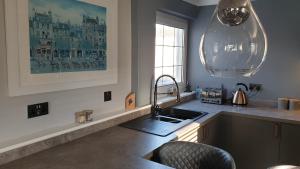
left=153, top=141, right=236, bottom=169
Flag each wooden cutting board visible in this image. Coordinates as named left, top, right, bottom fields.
left=125, top=92, right=136, bottom=111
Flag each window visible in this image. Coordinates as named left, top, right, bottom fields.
left=155, top=12, right=187, bottom=86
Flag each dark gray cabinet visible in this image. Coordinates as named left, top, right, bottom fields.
left=279, top=123, right=300, bottom=166
left=198, top=117, right=220, bottom=146
left=200, top=115, right=281, bottom=169
left=220, top=115, right=280, bottom=169
left=197, top=114, right=300, bottom=169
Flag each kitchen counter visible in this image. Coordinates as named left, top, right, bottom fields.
left=0, top=110, right=212, bottom=169
left=0, top=126, right=175, bottom=169
left=2, top=100, right=300, bottom=169
left=176, top=100, right=300, bottom=125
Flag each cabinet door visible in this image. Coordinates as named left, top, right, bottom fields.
left=198, top=117, right=221, bottom=146
left=220, top=115, right=280, bottom=169
left=279, top=123, right=300, bottom=166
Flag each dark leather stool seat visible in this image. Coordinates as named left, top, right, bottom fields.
left=153, top=141, right=236, bottom=169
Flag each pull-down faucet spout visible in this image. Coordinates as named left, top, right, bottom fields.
left=152, top=75, right=181, bottom=116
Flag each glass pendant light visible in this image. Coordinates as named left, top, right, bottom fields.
left=200, top=0, right=268, bottom=77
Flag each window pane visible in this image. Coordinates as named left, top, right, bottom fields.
left=163, top=47, right=174, bottom=66
left=174, top=47, right=183, bottom=66
left=155, top=46, right=163, bottom=67
left=155, top=67, right=163, bottom=84
left=163, top=66, right=173, bottom=76
left=156, top=24, right=164, bottom=45
left=174, top=66, right=183, bottom=83
left=154, top=21, right=185, bottom=86
left=163, top=66, right=174, bottom=84
left=175, top=28, right=184, bottom=47
left=163, top=25, right=175, bottom=46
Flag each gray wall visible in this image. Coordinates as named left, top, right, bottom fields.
left=188, top=0, right=300, bottom=100
left=132, top=0, right=198, bottom=106
left=0, top=0, right=132, bottom=143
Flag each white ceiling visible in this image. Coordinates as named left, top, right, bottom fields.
left=182, top=0, right=219, bottom=6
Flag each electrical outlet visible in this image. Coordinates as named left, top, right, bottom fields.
left=249, top=83, right=263, bottom=92
left=28, top=102, right=49, bottom=119
left=104, top=91, right=112, bottom=102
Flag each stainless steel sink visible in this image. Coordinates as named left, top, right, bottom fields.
left=121, top=108, right=208, bottom=136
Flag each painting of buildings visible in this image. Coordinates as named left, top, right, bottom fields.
left=28, top=0, right=107, bottom=74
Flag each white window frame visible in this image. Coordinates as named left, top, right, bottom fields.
left=155, top=11, right=188, bottom=93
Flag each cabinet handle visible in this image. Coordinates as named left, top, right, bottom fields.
left=273, top=123, right=281, bottom=138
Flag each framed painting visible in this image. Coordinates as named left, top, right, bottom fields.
left=4, top=0, right=118, bottom=96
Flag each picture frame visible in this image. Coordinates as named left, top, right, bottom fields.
left=4, top=0, right=118, bottom=96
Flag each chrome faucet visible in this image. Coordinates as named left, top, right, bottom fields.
left=152, top=75, right=181, bottom=116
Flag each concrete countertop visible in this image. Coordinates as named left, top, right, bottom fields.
left=176, top=100, right=300, bottom=125
left=2, top=100, right=300, bottom=169
left=0, top=126, right=175, bottom=169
